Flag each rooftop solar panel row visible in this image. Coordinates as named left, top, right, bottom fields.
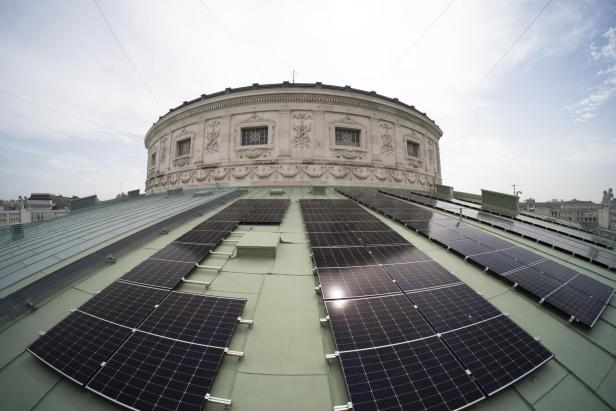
left=339, top=188, right=614, bottom=328
left=300, top=198, right=553, bottom=409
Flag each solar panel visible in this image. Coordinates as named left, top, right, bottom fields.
left=500, top=247, right=545, bottom=266
left=532, top=260, right=579, bottom=283
left=504, top=267, right=563, bottom=298
left=355, top=230, right=408, bottom=245
left=192, top=221, right=238, bottom=232
left=325, top=294, right=434, bottom=352
left=175, top=230, right=228, bottom=245
left=382, top=261, right=462, bottom=292
left=475, top=237, right=513, bottom=251
left=338, top=337, right=485, bottom=411
left=77, top=282, right=169, bottom=328
left=442, top=239, right=493, bottom=257
left=150, top=243, right=215, bottom=263
left=311, top=246, right=378, bottom=268
left=407, top=284, right=502, bottom=333
left=307, top=231, right=363, bottom=247
left=304, top=222, right=349, bottom=233
left=139, top=292, right=246, bottom=348
left=27, top=311, right=132, bottom=385
left=467, top=252, right=526, bottom=275
left=423, top=228, right=468, bottom=243
left=87, top=331, right=225, bottom=411
left=544, top=285, right=610, bottom=327
left=442, top=315, right=553, bottom=395
left=347, top=221, right=394, bottom=232
left=120, top=259, right=196, bottom=289
left=367, top=245, right=432, bottom=265
left=317, top=265, right=401, bottom=299
left=566, top=275, right=614, bottom=303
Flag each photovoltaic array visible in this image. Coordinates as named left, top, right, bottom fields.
left=340, top=188, right=614, bottom=328
left=300, top=199, right=552, bottom=410
left=26, top=197, right=294, bottom=409
left=384, top=189, right=616, bottom=270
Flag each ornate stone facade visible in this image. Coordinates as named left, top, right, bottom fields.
left=144, top=83, right=443, bottom=192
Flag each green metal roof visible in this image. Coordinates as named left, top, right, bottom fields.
left=0, top=187, right=615, bottom=411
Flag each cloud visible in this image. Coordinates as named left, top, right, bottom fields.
left=568, top=26, right=616, bottom=121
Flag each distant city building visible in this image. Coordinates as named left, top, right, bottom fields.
left=0, top=193, right=72, bottom=226
left=528, top=188, right=615, bottom=228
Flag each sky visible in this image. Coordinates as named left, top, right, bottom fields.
left=0, top=0, right=615, bottom=201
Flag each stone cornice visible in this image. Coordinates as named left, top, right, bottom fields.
left=144, top=89, right=443, bottom=147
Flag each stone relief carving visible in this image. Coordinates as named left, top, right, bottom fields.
left=241, top=148, right=272, bottom=159
left=205, top=120, right=221, bottom=153
left=160, top=137, right=168, bottom=161
left=173, top=157, right=191, bottom=167
left=291, top=113, right=312, bottom=149
left=336, top=150, right=365, bottom=160
left=380, top=123, right=394, bottom=156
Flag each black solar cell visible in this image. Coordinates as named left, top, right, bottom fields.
left=120, top=259, right=196, bottom=289
left=505, top=267, right=563, bottom=298
left=77, top=282, right=168, bottom=328
left=355, top=231, right=408, bottom=245
left=566, top=275, right=614, bottom=303
left=87, top=332, right=224, bottom=411
left=367, top=245, right=432, bottom=265
left=139, top=292, right=246, bottom=348
left=317, top=266, right=400, bottom=299
left=150, top=243, right=215, bottom=263
left=532, top=260, right=579, bottom=283
left=407, top=284, right=502, bottom=333
left=304, top=222, right=349, bottom=233
left=192, top=221, right=238, bottom=232
left=383, top=262, right=462, bottom=292
left=27, top=311, right=132, bottom=385
left=326, top=295, right=434, bottom=352
left=442, top=315, right=553, bottom=395
left=500, top=247, right=545, bottom=265
left=441, top=239, right=493, bottom=257
left=175, top=230, right=227, bottom=245
left=347, top=221, right=393, bottom=232
left=311, top=246, right=378, bottom=268
left=338, top=337, right=485, bottom=411
left=544, top=285, right=610, bottom=327
left=467, top=252, right=526, bottom=275
left=307, top=231, right=363, bottom=247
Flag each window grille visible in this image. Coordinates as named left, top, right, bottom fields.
left=335, top=127, right=360, bottom=147
left=241, top=127, right=268, bottom=145
left=176, top=139, right=191, bottom=156
left=407, top=140, right=420, bottom=158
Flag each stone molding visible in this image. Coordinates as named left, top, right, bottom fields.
left=146, top=163, right=440, bottom=192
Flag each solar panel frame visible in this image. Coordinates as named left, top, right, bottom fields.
left=120, top=259, right=196, bottom=289
left=338, top=337, right=486, bottom=411
left=366, top=245, right=432, bottom=265
left=467, top=252, right=527, bottom=275
left=77, top=281, right=169, bottom=328
left=311, top=246, right=378, bottom=268
left=317, top=265, right=401, bottom=300
left=441, top=315, right=553, bottom=395
left=27, top=311, right=132, bottom=386
left=566, top=275, right=614, bottom=303
left=505, top=267, right=563, bottom=298
left=86, top=331, right=225, bottom=411
left=192, top=221, right=239, bottom=232
left=325, top=294, right=435, bottom=352
left=307, top=231, right=364, bottom=247
left=544, top=284, right=610, bottom=327
left=382, top=261, right=462, bottom=292
left=407, top=284, right=502, bottom=333
left=174, top=230, right=228, bottom=245
left=138, top=291, right=246, bottom=348
left=150, top=243, right=215, bottom=263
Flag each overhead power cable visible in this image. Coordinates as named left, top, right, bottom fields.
left=384, top=0, right=457, bottom=74
left=0, top=90, right=140, bottom=137
left=0, top=104, right=82, bottom=140
left=93, top=0, right=163, bottom=110
left=197, top=0, right=263, bottom=76
left=445, top=0, right=552, bottom=116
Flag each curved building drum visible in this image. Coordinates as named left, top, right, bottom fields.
left=144, top=83, right=443, bottom=192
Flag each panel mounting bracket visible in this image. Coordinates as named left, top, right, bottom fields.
left=210, top=251, right=233, bottom=257
left=325, top=352, right=339, bottom=362
left=333, top=402, right=353, bottom=411
left=224, top=348, right=245, bottom=359
left=181, top=277, right=211, bottom=288
left=568, top=315, right=575, bottom=323
left=315, top=284, right=322, bottom=294
left=206, top=394, right=232, bottom=409
left=38, top=330, right=46, bottom=336
left=237, top=317, right=254, bottom=328
left=196, top=264, right=223, bottom=272
left=320, top=315, right=330, bottom=324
